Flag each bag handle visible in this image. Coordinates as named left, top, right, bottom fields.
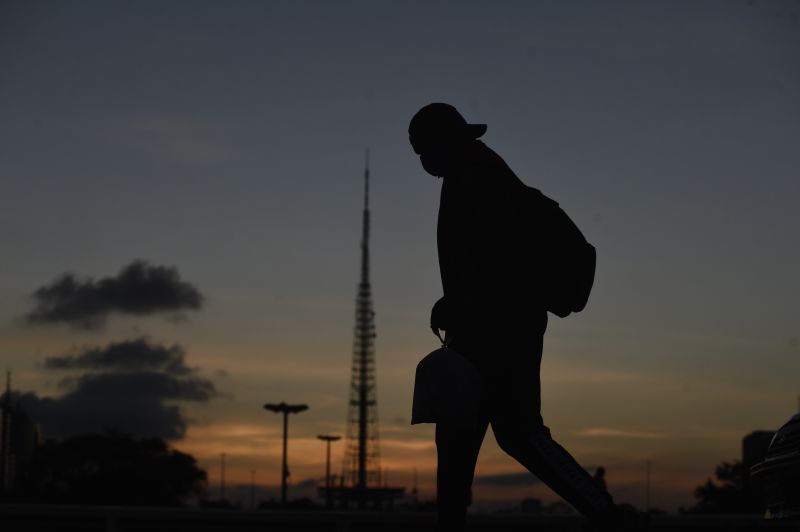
left=431, top=327, right=452, bottom=347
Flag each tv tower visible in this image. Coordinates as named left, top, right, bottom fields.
left=343, top=149, right=382, bottom=499
left=324, top=151, right=402, bottom=510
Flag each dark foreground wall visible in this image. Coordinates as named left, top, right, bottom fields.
left=0, top=505, right=797, bottom=532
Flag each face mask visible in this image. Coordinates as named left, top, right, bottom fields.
left=420, top=151, right=450, bottom=177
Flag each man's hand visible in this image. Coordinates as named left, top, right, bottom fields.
left=430, top=297, right=456, bottom=343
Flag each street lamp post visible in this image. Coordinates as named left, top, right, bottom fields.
left=264, top=402, right=308, bottom=505
left=317, top=434, right=341, bottom=508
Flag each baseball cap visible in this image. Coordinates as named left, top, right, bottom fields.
left=408, top=103, right=487, bottom=154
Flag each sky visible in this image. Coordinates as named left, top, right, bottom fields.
left=1, top=0, right=799, bottom=513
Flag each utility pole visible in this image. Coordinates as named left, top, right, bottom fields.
left=250, top=469, right=256, bottom=509
left=412, top=468, right=419, bottom=505
left=645, top=460, right=651, bottom=512
left=220, top=452, right=226, bottom=501
left=317, top=434, right=341, bottom=508
left=264, top=402, right=309, bottom=505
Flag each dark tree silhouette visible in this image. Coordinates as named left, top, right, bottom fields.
left=688, top=460, right=762, bottom=514
left=10, top=432, right=206, bottom=506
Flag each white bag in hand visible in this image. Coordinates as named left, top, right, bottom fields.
left=411, top=347, right=482, bottom=430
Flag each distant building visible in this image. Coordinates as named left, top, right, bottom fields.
left=742, top=430, right=775, bottom=498
left=0, top=392, right=41, bottom=492
left=743, top=431, right=776, bottom=469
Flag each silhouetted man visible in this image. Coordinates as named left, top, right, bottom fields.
left=409, top=103, right=637, bottom=531
left=595, top=467, right=608, bottom=493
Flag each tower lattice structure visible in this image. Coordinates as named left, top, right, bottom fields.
left=342, top=151, right=382, bottom=495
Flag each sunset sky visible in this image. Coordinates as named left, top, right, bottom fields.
left=2, top=0, right=799, bottom=513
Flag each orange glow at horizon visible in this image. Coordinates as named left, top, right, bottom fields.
left=174, top=421, right=710, bottom=510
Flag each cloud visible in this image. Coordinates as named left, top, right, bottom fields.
left=45, top=338, right=192, bottom=375
left=27, top=260, right=203, bottom=330
left=475, top=472, right=541, bottom=487
left=13, top=338, right=218, bottom=440
left=574, top=427, right=666, bottom=439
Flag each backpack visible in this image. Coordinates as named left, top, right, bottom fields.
left=513, top=185, right=596, bottom=318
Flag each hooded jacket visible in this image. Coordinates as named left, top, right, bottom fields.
left=437, top=141, right=546, bottom=334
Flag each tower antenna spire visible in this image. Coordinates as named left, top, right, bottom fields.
left=364, top=148, right=370, bottom=214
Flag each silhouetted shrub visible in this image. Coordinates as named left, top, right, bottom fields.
left=687, top=460, right=762, bottom=514
left=8, top=432, right=206, bottom=506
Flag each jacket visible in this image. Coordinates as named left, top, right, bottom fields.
left=437, top=141, right=543, bottom=333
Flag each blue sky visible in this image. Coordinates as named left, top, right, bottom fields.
left=1, top=0, right=799, bottom=511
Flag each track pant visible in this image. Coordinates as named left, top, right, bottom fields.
left=436, top=324, right=614, bottom=531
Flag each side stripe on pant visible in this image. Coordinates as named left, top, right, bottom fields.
left=528, top=431, right=613, bottom=513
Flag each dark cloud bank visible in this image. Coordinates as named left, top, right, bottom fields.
left=14, top=338, right=218, bottom=440
left=476, top=472, right=541, bottom=486
left=45, top=337, right=192, bottom=375
left=27, top=260, right=203, bottom=330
